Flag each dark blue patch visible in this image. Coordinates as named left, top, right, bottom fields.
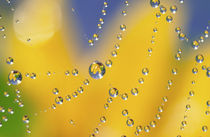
left=186, top=0, right=210, bottom=39
left=69, top=0, right=125, bottom=49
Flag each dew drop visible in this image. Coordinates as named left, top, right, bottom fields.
left=89, top=61, right=106, bottom=79
left=109, top=88, right=119, bottom=98
left=8, top=70, right=22, bottom=85
left=150, top=0, right=160, bottom=8
left=55, top=96, right=63, bottom=104
left=126, top=118, right=134, bottom=127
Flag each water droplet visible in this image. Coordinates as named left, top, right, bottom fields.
left=170, top=5, right=177, bottom=14
left=109, top=88, right=119, bottom=98
left=120, top=24, right=126, bottom=31
left=153, top=27, right=158, bottom=33
left=30, top=73, right=36, bottom=79
left=102, top=9, right=106, bottom=15
left=98, top=24, right=102, bottom=29
left=156, top=12, right=161, bottom=18
left=204, top=30, right=209, bottom=38
left=175, top=53, right=181, bottom=60
left=150, top=121, right=156, bottom=127
left=131, top=88, right=139, bottom=96
left=168, top=80, right=173, bottom=85
left=100, top=116, right=106, bottom=123
left=2, top=34, right=6, bottom=39
left=181, top=121, right=187, bottom=127
left=51, top=104, right=56, bottom=109
left=8, top=70, right=22, bottom=85
left=55, top=96, right=63, bottom=104
left=122, top=10, right=127, bottom=16
left=136, top=125, right=142, bottom=132
left=99, top=18, right=104, bottom=25
left=6, top=57, right=14, bottom=65
left=189, top=91, right=194, bottom=96
left=0, top=106, right=5, bottom=113
left=202, top=125, right=208, bottom=132
left=138, top=78, right=144, bottom=84
left=124, top=1, right=129, bottom=6
left=72, top=69, right=78, bottom=76
left=93, top=33, right=99, bottom=41
left=148, top=48, right=153, bottom=54
left=158, top=106, right=163, bottom=112
left=192, top=67, right=198, bottom=74
left=2, top=116, right=8, bottom=122
left=88, top=39, right=94, bottom=46
left=105, top=60, right=112, bottom=67
left=126, top=118, right=134, bottom=127
left=104, top=103, right=109, bottom=109
left=4, top=92, right=9, bottom=97
left=134, top=131, right=139, bottom=136
left=111, top=50, right=118, bottom=57
left=175, top=27, right=181, bottom=33
left=0, top=26, right=5, bottom=31
left=207, top=68, right=210, bottom=77
left=122, top=109, right=129, bottom=116
left=25, top=73, right=29, bottom=77
left=144, top=126, right=150, bottom=132
left=7, top=108, right=14, bottom=114
left=22, top=115, right=29, bottom=124
left=195, top=54, right=204, bottom=63
left=162, top=96, right=168, bottom=102
left=89, top=61, right=106, bottom=79
left=94, top=128, right=99, bottom=134
left=104, top=2, right=108, bottom=8
left=166, top=16, right=173, bottom=23
left=107, top=97, right=113, bottom=103
left=47, top=71, right=51, bottom=76
left=77, top=87, right=83, bottom=94
left=178, top=33, right=186, bottom=41
left=179, top=0, right=184, bottom=4
left=115, top=44, right=120, bottom=49
left=156, top=113, right=161, bottom=119
left=200, top=36, right=205, bottom=42
left=52, top=88, right=59, bottom=95
left=150, top=0, right=160, bottom=8
left=26, top=129, right=31, bottom=134
left=121, top=93, right=128, bottom=100
left=117, top=34, right=122, bottom=40
left=178, top=48, right=182, bottom=54
left=207, top=100, right=210, bottom=107
left=172, top=68, right=178, bottom=75
left=192, top=40, right=199, bottom=50
left=83, top=79, right=90, bottom=85
left=205, top=110, right=209, bottom=115
left=186, top=104, right=191, bottom=110
left=191, top=80, right=196, bottom=84
left=72, top=92, right=78, bottom=98
left=160, top=5, right=167, bottom=14
left=142, top=68, right=149, bottom=75
left=65, top=95, right=71, bottom=101
left=89, top=134, right=95, bottom=137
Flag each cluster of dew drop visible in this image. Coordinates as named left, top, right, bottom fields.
left=87, top=0, right=111, bottom=47
left=90, top=0, right=209, bottom=136
left=0, top=0, right=209, bottom=136
left=0, top=87, right=31, bottom=133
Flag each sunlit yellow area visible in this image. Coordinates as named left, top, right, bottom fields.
left=13, top=0, right=61, bottom=45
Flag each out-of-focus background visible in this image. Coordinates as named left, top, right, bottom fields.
left=0, top=0, right=209, bottom=137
